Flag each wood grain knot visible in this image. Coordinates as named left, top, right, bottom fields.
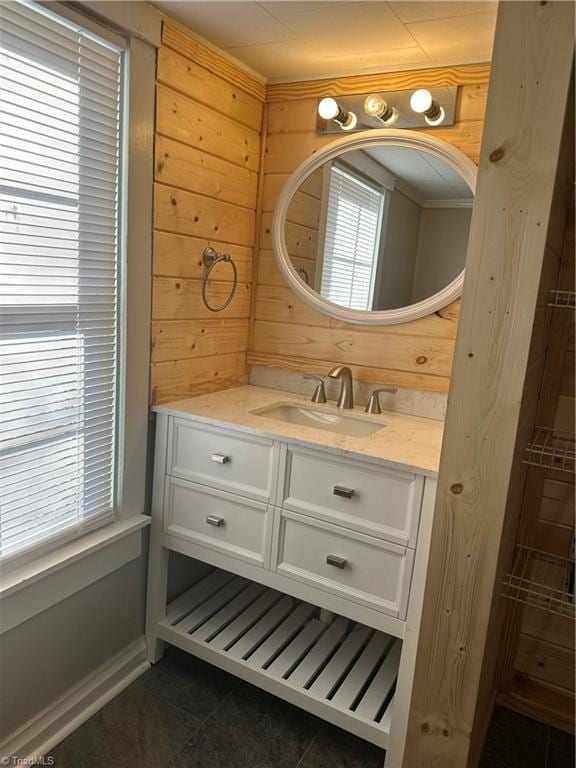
left=489, top=147, right=505, bottom=163
left=420, top=722, right=430, bottom=734
left=416, top=356, right=428, bottom=365
left=450, top=483, right=464, bottom=494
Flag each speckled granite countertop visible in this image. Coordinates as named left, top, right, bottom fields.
left=153, top=385, right=444, bottom=477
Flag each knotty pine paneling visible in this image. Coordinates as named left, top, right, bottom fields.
left=157, top=46, right=263, bottom=132
left=265, top=63, right=491, bottom=102
left=516, top=635, right=575, bottom=693
left=156, top=85, right=260, bottom=171
left=255, top=285, right=460, bottom=339
left=252, top=320, right=455, bottom=378
left=153, top=277, right=251, bottom=321
left=153, top=232, right=253, bottom=283
left=155, top=135, right=258, bottom=210
left=152, top=21, right=264, bottom=404
left=247, top=352, right=451, bottom=393
left=153, top=354, right=248, bottom=403
left=152, top=319, right=250, bottom=364
left=249, top=64, right=489, bottom=391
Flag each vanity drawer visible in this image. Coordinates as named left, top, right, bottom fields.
left=274, top=511, right=414, bottom=619
left=167, top=419, right=277, bottom=502
left=279, top=445, right=424, bottom=547
left=164, top=478, right=273, bottom=567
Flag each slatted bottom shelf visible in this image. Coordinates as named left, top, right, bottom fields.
left=157, top=570, right=401, bottom=748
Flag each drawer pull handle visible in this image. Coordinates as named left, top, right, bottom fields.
left=333, top=485, right=355, bottom=499
left=326, top=554, right=348, bottom=569
left=206, top=516, right=225, bottom=527
left=211, top=453, right=230, bottom=464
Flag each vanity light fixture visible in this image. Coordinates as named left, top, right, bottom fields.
left=409, top=88, right=446, bottom=126
left=363, top=94, right=399, bottom=126
left=318, top=97, right=358, bottom=131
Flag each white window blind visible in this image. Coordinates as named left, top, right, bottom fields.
left=320, top=165, right=384, bottom=311
left=0, top=1, right=123, bottom=561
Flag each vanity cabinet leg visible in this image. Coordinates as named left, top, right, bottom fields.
left=319, top=608, right=335, bottom=624
left=145, top=544, right=169, bottom=663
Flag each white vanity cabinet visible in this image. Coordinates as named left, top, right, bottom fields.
left=146, top=398, right=439, bottom=768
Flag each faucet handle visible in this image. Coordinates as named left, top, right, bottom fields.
left=304, top=373, right=327, bottom=404
left=365, top=386, right=397, bottom=414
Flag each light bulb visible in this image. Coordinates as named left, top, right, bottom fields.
left=318, top=97, right=340, bottom=120
left=364, top=94, right=387, bottom=117
left=341, top=111, right=358, bottom=131
left=425, top=105, right=446, bottom=126
left=410, top=88, right=433, bottom=114
left=382, top=106, right=399, bottom=126
left=363, top=95, right=399, bottom=126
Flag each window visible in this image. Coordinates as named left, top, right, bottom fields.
left=0, top=1, right=124, bottom=561
left=320, top=165, right=384, bottom=310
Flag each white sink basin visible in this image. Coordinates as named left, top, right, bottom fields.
left=250, top=402, right=386, bottom=437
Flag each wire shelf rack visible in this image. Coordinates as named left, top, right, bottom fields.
left=503, top=546, right=575, bottom=619
left=548, top=289, right=576, bottom=309
left=523, top=427, right=576, bottom=474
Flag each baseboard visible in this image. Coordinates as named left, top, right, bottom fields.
left=0, top=637, right=150, bottom=761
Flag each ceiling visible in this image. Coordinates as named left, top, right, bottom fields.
left=153, top=1, right=497, bottom=82
left=364, top=147, right=473, bottom=201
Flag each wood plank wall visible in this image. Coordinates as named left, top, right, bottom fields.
left=284, top=168, right=323, bottom=289
left=248, top=64, right=490, bottom=392
left=151, top=22, right=265, bottom=404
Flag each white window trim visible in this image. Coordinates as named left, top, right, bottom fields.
left=0, top=515, right=149, bottom=635
left=0, top=1, right=158, bottom=625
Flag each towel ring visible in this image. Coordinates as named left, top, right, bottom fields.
left=201, top=247, right=238, bottom=312
left=294, top=265, right=309, bottom=285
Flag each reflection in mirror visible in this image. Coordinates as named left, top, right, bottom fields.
left=285, top=145, right=473, bottom=312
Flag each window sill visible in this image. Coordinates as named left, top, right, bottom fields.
left=0, top=516, right=150, bottom=636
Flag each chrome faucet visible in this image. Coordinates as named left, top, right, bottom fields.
left=328, top=365, right=354, bottom=409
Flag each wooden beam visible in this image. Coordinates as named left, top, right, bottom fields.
left=401, top=3, right=575, bottom=766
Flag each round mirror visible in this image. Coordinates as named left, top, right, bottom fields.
left=272, top=129, right=476, bottom=325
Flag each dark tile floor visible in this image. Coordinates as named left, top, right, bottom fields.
left=49, top=647, right=574, bottom=768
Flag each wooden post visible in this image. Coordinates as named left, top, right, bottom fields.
left=402, top=3, right=575, bottom=766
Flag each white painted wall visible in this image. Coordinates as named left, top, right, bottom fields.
left=0, top=551, right=147, bottom=743
left=411, top=207, right=472, bottom=303
left=375, top=189, right=421, bottom=310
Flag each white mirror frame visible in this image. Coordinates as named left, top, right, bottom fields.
left=272, top=129, right=477, bottom=325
